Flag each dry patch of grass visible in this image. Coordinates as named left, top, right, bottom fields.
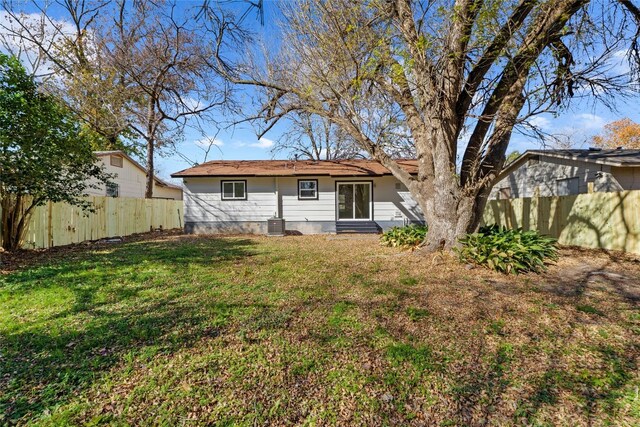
left=1, top=234, right=639, bottom=426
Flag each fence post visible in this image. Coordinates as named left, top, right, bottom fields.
left=47, top=201, right=53, bottom=248
left=531, top=195, right=539, bottom=232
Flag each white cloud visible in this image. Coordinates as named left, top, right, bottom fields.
left=195, top=136, right=223, bottom=148
left=529, top=116, right=552, bottom=130
left=0, top=11, right=77, bottom=75
left=610, top=49, right=632, bottom=76
left=574, top=113, right=607, bottom=131
left=249, top=138, right=274, bottom=149
left=183, top=97, right=202, bottom=111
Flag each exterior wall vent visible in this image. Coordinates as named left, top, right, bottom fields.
left=267, top=217, right=285, bottom=236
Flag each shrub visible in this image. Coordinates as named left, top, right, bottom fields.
left=380, top=224, right=427, bottom=248
left=456, top=224, right=558, bottom=274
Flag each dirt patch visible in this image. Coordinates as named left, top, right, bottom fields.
left=0, top=228, right=183, bottom=274
left=538, top=247, right=640, bottom=302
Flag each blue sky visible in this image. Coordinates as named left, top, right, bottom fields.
left=2, top=1, right=639, bottom=184
left=160, top=99, right=640, bottom=184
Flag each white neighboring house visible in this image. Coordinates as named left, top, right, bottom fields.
left=171, top=159, right=423, bottom=235
left=491, top=148, right=640, bottom=199
left=88, top=151, right=183, bottom=200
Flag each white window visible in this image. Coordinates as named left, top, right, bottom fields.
left=298, top=179, right=318, bottom=200
left=106, top=182, right=119, bottom=197
left=221, top=180, right=247, bottom=200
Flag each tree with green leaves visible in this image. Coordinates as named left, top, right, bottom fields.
left=0, top=54, right=110, bottom=251
left=220, top=0, right=640, bottom=250
left=505, top=151, right=522, bottom=165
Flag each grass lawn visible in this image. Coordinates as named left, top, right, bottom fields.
left=1, top=232, right=639, bottom=426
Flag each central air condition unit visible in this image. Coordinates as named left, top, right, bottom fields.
left=267, top=217, right=285, bottom=236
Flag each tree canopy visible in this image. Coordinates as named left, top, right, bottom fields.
left=0, top=54, right=110, bottom=250
left=592, top=118, right=640, bottom=149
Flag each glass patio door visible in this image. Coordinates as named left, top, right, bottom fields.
left=337, top=182, right=371, bottom=220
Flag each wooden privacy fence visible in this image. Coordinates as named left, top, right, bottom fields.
left=2, top=196, right=183, bottom=249
left=483, top=190, right=640, bottom=254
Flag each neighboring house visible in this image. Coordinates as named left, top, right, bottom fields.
left=491, top=148, right=640, bottom=199
left=171, top=159, right=423, bottom=234
left=87, top=151, right=183, bottom=200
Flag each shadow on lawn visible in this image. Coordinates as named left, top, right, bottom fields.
left=540, top=261, right=640, bottom=303
left=365, top=278, right=638, bottom=425
left=1, top=236, right=638, bottom=425
left=0, top=236, right=260, bottom=424
left=445, top=338, right=637, bottom=425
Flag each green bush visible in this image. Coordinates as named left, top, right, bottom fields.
left=456, top=224, right=558, bottom=274
left=380, top=224, right=427, bottom=248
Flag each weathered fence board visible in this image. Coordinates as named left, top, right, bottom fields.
left=1, top=196, right=183, bottom=249
left=483, top=190, right=640, bottom=254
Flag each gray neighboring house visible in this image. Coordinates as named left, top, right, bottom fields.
left=171, top=159, right=424, bottom=234
left=490, top=149, right=640, bottom=199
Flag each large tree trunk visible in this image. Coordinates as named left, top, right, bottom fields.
left=417, top=189, right=489, bottom=252
left=1, top=193, right=36, bottom=251
left=410, top=129, right=494, bottom=252
left=145, top=138, right=154, bottom=199
left=144, top=95, right=157, bottom=200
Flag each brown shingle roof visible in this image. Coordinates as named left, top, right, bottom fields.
left=171, top=159, right=418, bottom=178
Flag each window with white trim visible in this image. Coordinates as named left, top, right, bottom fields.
left=106, top=182, right=119, bottom=197
left=298, top=179, right=318, bottom=200
left=221, top=180, right=247, bottom=200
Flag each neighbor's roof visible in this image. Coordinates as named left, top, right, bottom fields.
left=94, top=150, right=182, bottom=190
left=171, top=159, right=419, bottom=178
left=498, top=148, right=640, bottom=180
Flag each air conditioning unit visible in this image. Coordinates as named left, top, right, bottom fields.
left=267, top=217, right=285, bottom=236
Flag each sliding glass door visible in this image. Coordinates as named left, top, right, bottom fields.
left=337, top=182, right=372, bottom=220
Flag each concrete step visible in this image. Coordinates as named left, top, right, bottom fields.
left=335, top=221, right=381, bottom=234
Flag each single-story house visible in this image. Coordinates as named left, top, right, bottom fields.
left=490, top=148, right=640, bottom=199
left=170, top=159, right=424, bottom=234
left=87, top=150, right=183, bottom=200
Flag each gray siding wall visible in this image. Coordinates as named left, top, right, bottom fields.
left=182, top=175, right=424, bottom=234
left=611, top=166, right=640, bottom=189
left=489, top=155, right=634, bottom=199
left=183, top=177, right=278, bottom=224
left=372, top=176, right=422, bottom=222
left=280, top=177, right=335, bottom=221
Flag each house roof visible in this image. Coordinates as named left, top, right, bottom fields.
left=94, top=150, right=182, bottom=190
left=498, top=148, right=640, bottom=180
left=171, top=159, right=419, bottom=178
